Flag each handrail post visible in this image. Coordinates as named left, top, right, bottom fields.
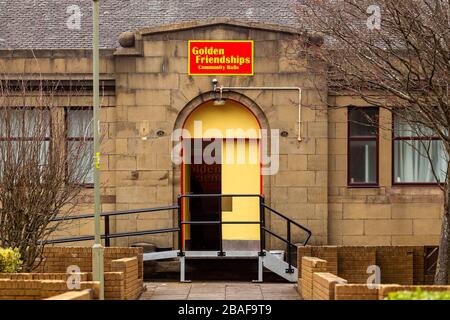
left=218, top=194, right=225, bottom=256
left=177, top=196, right=184, bottom=256
left=286, top=221, right=293, bottom=273
left=104, top=215, right=110, bottom=247
left=259, top=196, right=265, bottom=256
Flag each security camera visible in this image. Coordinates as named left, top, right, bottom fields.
left=212, top=79, right=218, bottom=85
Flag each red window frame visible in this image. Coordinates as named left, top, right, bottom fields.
left=0, top=106, right=52, bottom=147
left=392, top=114, right=443, bottom=186
left=347, top=107, right=379, bottom=187
left=65, top=107, right=94, bottom=187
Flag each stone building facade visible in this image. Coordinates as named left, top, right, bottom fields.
left=0, top=19, right=443, bottom=249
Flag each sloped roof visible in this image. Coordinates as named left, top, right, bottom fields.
left=0, top=0, right=302, bottom=49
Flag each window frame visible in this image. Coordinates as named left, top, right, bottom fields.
left=0, top=106, right=52, bottom=140
left=0, top=107, right=52, bottom=164
left=347, top=106, right=380, bottom=187
left=65, top=106, right=94, bottom=188
left=391, top=114, right=443, bottom=186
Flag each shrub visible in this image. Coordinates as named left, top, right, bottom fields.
left=0, top=248, right=22, bottom=273
left=387, top=287, right=450, bottom=300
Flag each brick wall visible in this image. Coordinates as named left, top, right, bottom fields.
left=313, top=272, right=347, bottom=300
left=35, top=247, right=143, bottom=280
left=39, top=280, right=99, bottom=299
left=298, top=246, right=338, bottom=276
left=0, top=271, right=140, bottom=300
left=104, top=272, right=126, bottom=300
left=376, top=247, right=413, bottom=285
left=298, top=245, right=431, bottom=285
left=0, top=246, right=146, bottom=300
left=338, top=247, right=376, bottom=284
left=301, top=252, right=449, bottom=300
left=300, top=257, right=327, bottom=300
left=412, top=247, right=425, bottom=284
left=0, top=272, right=90, bottom=282
left=45, top=290, right=93, bottom=300
left=0, top=279, right=99, bottom=300
left=334, top=284, right=379, bottom=300
left=111, top=257, right=141, bottom=300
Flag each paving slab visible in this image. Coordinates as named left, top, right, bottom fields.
left=140, top=282, right=302, bottom=300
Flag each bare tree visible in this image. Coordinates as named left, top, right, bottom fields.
left=0, top=76, right=95, bottom=271
left=298, top=0, right=450, bottom=284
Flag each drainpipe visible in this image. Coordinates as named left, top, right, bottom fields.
left=214, top=84, right=303, bottom=142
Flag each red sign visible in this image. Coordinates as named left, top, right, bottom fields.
left=188, top=40, right=254, bottom=76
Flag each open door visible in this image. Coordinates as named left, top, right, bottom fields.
left=186, top=140, right=222, bottom=250
left=182, top=100, right=261, bottom=251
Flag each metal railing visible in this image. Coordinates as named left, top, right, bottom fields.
left=47, top=205, right=180, bottom=246
left=47, top=194, right=312, bottom=274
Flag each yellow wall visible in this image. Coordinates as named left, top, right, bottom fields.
left=222, top=140, right=260, bottom=240
left=183, top=100, right=260, bottom=139
left=183, top=163, right=191, bottom=240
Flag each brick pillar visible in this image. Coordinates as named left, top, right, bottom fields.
left=313, top=272, right=347, bottom=300
left=301, top=257, right=327, bottom=300
left=111, top=257, right=140, bottom=300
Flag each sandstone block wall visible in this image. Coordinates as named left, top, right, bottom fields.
left=0, top=21, right=444, bottom=250
left=112, top=24, right=330, bottom=247
left=327, top=100, right=443, bottom=246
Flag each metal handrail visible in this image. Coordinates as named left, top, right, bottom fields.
left=51, top=205, right=179, bottom=222
left=178, top=194, right=312, bottom=272
left=46, top=205, right=180, bottom=246
left=262, top=203, right=312, bottom=239
left=262, top=203, right=312, bottom=272
left=46, top=193, right=312, bottom=275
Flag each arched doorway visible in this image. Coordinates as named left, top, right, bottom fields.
left=181, top=99, right=262, bottom=251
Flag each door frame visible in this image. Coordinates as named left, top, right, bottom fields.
left=180, top=137, right=263, bottom=249
left=179, top=98, right=265, bottom=249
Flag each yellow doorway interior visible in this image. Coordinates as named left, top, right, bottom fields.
left=182, top=99, right=261, bottom=249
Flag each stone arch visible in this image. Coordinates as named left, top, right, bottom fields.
left=171, top=90, right=272, bottom=200
left=173, top=91, right=270, bottom=133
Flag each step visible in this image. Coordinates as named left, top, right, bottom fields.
left=143, top=249, right=298, bottom=283
left=144, top=250, right=260, bottom=261
left=262, top=250, right=298, bottom=282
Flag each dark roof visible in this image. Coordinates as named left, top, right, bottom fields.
left=0, top=0, right=301, bottom=49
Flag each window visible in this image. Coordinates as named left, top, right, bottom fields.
left=348, top=107, right=379, bottom=186
left=393, top=115, right=448, bottom=184
left=66, top=108, right=94, bottom=185
left=0, top=108, right=51, bottom=174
